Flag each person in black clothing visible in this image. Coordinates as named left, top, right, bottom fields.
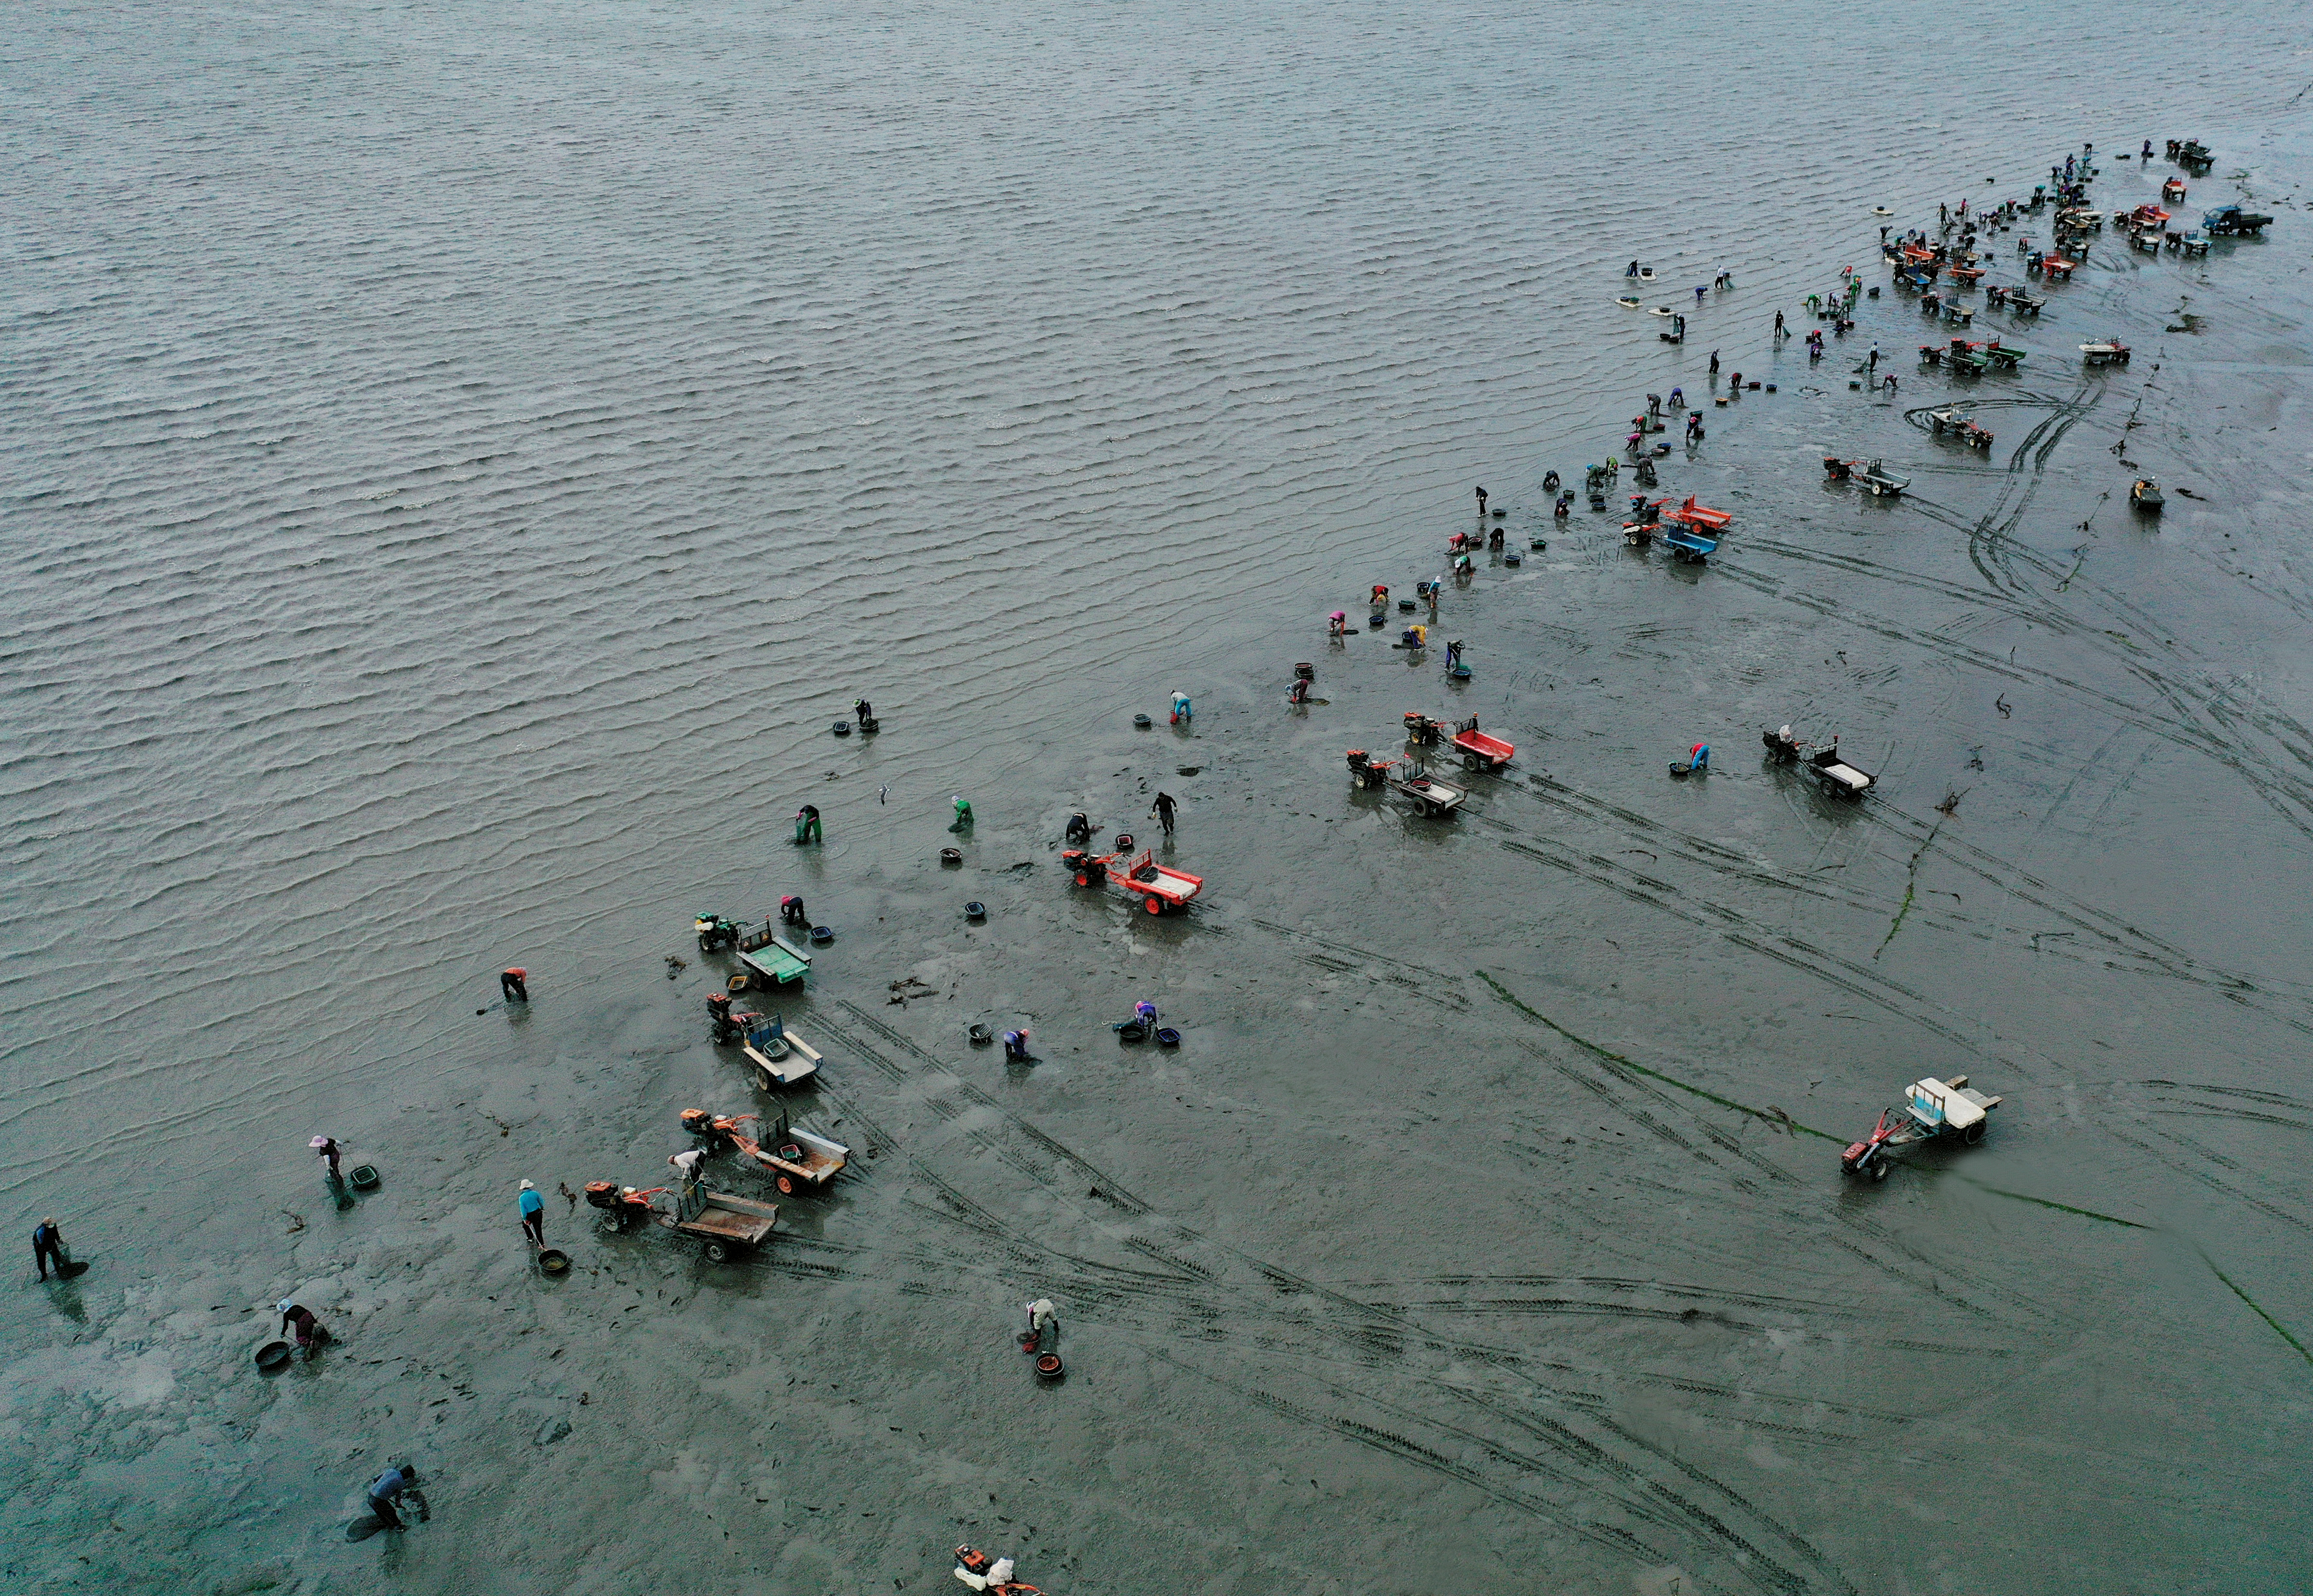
left=312, top=1136, right=342, bottom=1179
left=500, top=968, right=528, bottom=1003
left=1149, top=793, right=1177, bottom=835
left=279, top=1299, right=329, bottom=1357
left=1708, top=349, right=1720, bottom=376
left=1473, top=485, right=1488, bottom=516
left=33, top=1217, right=65, bottom=1281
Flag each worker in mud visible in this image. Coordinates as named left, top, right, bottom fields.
left=1149, top=792, right=1177, bottom=835
left=1327, top=611, right=1346, bottom=638
left=499, top=968, right=528, bottom=1003
left=365, top=1463, right=422, bottom=1530
left=852, top=697, right=873, bottom=724
left=780, top=894, right=808, bottom=926
left=1707, top=349, right=1720, bottom=376
left=1445, top=639, right=1464, bottom=674
left=1024, top=1297, right=1058, bottom=1350
left=311, top=1135, right=343, bottom=1180
left=1687, top=412, right=1704, bottom=444
left=951, top=795, right=972, bottom=826
left=1065, top=811, right=1092, bottom=844
left=33, top=1216, right=66, bottom=1282
left=278, top=1299, right=329, bottom=1358
left=1473, top=485, right=1487, bottom=516
left=1002, top=1028, right=1031, bottom=1063
left=795, top=804, right=823, bottom=843
left=1773, top=310, right=1785, bottom=339
left=518, top=1180, right=545, bottom=1248
left=669, top=1147, right=706, bottom=1184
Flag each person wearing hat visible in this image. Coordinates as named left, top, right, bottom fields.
left=499, top=968, right=528, bottom=1003
left=311, top=1135, right=343, bottom=1180
left=279, top=1298, right=328, bottom=1358
left=32, top=1217, right=66, bottom=1282
left=517, top=1181, right=545, bottom=1248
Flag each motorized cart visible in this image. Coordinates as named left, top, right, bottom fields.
left=1391, top=768, right=1467, bottom=817
left=681, top=1108, right=849, bottom=1197
left=1345, top=748, right=1397, bottom=789
left=2202, top=204, right=2273, bottom=237
left=739, top=1012, right=821, bottom=1089
left=584, top=1176, right=778, bottom=1262
left=729, top=922, right=811, bottom=989
left=1062, top=846, right=1205, bottom=915
left=1672, top=495, right=1731, bottom=530
left=1764, top=726, right=1875, bottom=798
left=1449, top=716, right=1515, bottom=773
left=1841, top=1076, right=2003, bottom=1180
left=1927, top=407, right=1994, bottom=449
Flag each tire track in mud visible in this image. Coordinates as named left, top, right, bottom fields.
left=1250, top=918, right=1472, bottom=1010
left=1474, top=783, right=2313, bottom=1235
left=1531, top=1047, right=1801, bottom=1192
left=742, top=1089, right=1991, bottom=1594
left=1484, top=827, right=2001, bottom=1061
left=817, top=971, right=2143, bottom=1583
left=1143, top=1345, right=1860, bottom=1596
left=1852, top=801, right=2313, bottom=1022
left=801, top=1012, right=1886, bottom=1587
left=1496, top=773, right=2271, bottom=1006
left=1508, top=758, right=2313, bottom=1024
left=824, top=1002, right=1157, bottom=1212
left=1480, top=976, right=2084, bottom=1328
left=1735, top=383, right=2313, bottom=844
left=1709, top=556, right=2313, bottom=842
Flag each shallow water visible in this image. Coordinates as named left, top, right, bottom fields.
left=5, top=1, right=2312, bottom=1591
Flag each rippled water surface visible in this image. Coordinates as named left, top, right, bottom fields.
left=6, top=1, right=2312, bottom=1591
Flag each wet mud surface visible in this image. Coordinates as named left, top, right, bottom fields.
left=5, top=1, right=2312, bottom=1591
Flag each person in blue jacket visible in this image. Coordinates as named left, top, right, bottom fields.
left=518, top=1180, right=545, bottom=1248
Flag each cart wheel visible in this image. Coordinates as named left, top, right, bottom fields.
left=776, top=1174, right=795, bottom=1195
left=1145, top=896, right=1164, bottom=915
left=1963, top=1122, right=1986, bottom=1146
left=1075, top=873, right=1089, bottom=887
left=1462, top=752, right=1481, bottom=771
left=703, top=1241, right=729, bottom=1263
left=1871, top=1159, right=1890, bottom=1182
